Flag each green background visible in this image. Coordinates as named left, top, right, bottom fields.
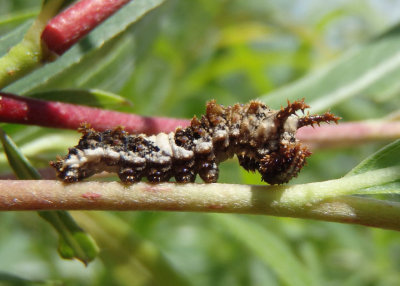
left=1, top=0, right=400, bottom=285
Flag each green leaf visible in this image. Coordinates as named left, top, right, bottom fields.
left=214, top=214, right=315, bottom=286
left=0, top=128, right=99, bottom=265
left=345, top=140, right=400, bottom=194
left=259, top=24, right=400, bottom=113
left=0, top=9, right=38, bottom=28
left=275, top=140, right=400, bottom=202
left=22, top=33, right=137, bottom=94
left=5, top=0, right=165, bottom=95
left=0, top=128, right=40, bottom=180
left=347, top=139, right=400, bottom=176
left=0, top=0, right=66, bottom=89
left=75, top=212, right=191, bottom=285
left=28, top=88, right=132, bottom=108
left=38, top=211, right=99, bottom=265
left=0, top=272, right=61, bottom=286
left=0, top=21, right=32, bottom=57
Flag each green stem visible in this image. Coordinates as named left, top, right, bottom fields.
left=1, top=166, right=400, bottom=230
left=0, top=0, right=64, bottom=89
left=274, top=166, right=400, bottom=206
left=299, top=196, right=400, bottom=230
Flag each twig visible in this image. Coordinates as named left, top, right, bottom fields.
left=298, top=121, right=400, bottom=148
left=42, top=0, right=131, bottom=55
left=0, top=0, right=131, bottom=89
left=1, top=167, right=400, bottom=231
left=1, top=93, right=399, bottom=147
left=0, top=93, right=189, bottom=134
left=0, top=0, right=64, bottom=88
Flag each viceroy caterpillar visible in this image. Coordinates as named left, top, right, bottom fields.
left=51, top=99, right=339, bottom=184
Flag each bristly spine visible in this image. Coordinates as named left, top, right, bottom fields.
left=50, top=99, right=339, bottom=184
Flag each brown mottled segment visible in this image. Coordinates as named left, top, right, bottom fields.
left=51, top=99, right=340, bottom=184
left=206, top=99, right=225, bottom=126
left=276, top=99, right=309, bottom=122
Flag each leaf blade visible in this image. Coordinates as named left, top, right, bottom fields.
left=28, top=88, right=132, bottom=108
left=0, top=127, right=99, bottom=265
left=346, top=139, right=400, bottom=176
left=0, top=128, right=40, bottom=179
left=214, top=214, right=315, bottom=286
left=259, top=24, right=400, bottom=113
left=5, top=0, right=165, bottom=95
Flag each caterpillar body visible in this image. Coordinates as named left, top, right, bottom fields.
left=51, top=99, right=339, bottom=184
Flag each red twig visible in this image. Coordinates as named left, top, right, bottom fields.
left=297, top=121, right=400, bottom=148
left=0, top=93, right=189, bottom=134
left=1, top=93, right=399, bottom=146
left=41, top=0, right=131, bottom=55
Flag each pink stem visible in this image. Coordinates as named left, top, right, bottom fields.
left=297, top=122, right=400, bottom=148
left=1, top=93, right=399, bottom=146
left=0, top=93, right=190, bottom=134
left=41, top=0, right=131, bottom=55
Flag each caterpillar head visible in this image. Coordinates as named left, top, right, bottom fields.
left=257, top=99, right=339, bottom=184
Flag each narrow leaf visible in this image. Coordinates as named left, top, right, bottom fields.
left=0, top=21, right=32, bottom=57
left=5, top=0, right=166, bottom=95
left=75, top=212, right=191, bottom=285
left=0, top=128, right=40, bottom=179
left=214, top=215, right=314, bottom=286
left=0, top=9, right=38, bottom=27
left=259, top=24, right=400, bottom=112
left=345, top=139, right=400, bottom=195
left=28, top=88, right=132, bottom=108
left=38, top=211, right=99, bottom=265
left=0, top=127, right=99, bottom=265
left=347, top=139, right=400, bottom=176
left=0, top=0, right=66, bottom=89
left=0, top=271, right=60, bottom=286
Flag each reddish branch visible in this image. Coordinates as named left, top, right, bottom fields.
left=0, top=93, right=189, bottom=134
left=298, top=121, right=400, bottom=148
left=42, top=0, right=131, bottom=55
left=1, top=92, right=399, bottom=146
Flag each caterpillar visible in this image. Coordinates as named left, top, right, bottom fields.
left=50, top=99, right=339, bottom=184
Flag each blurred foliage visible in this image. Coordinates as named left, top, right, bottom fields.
left=1, top=0, right=400, bottom=285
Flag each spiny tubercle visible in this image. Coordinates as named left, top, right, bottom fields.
left=50, top=99, right=339, bottom=184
